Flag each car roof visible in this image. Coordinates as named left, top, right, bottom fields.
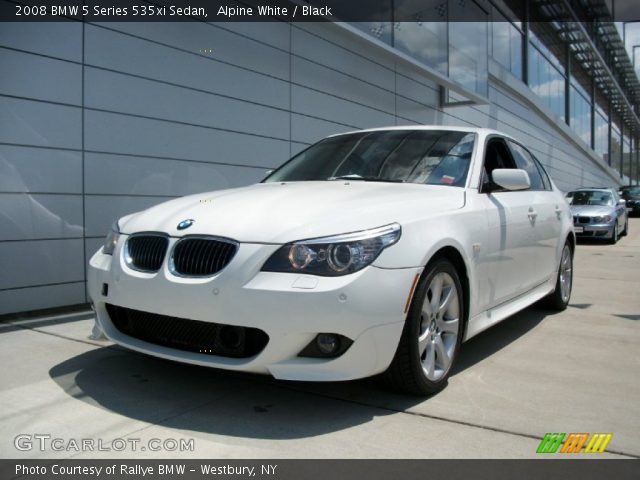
left=328, top=125, right=512, bottom=140
left=570, top=187, right=615, bottom=192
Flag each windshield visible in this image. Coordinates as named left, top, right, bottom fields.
left=620, top=186, right=640, bottom=197
left=569, top=190, right=613, bottom=207
left=264, top=130, right=476, bottom=187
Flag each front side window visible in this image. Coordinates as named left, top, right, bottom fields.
left=265, top=130, right=476, bottom=187
left=481, top=137, right=516, bottom=192
left=508, top=141, right=545, bottom=190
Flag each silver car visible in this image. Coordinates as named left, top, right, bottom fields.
left=567, top=188, right=629, bottom=243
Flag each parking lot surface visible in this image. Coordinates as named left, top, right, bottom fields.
left=1, top=219, right=639, bottom=459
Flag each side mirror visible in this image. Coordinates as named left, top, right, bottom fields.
left=491, top=169, right=531, bottom=191
left=618, top=198, right=626, bottom=205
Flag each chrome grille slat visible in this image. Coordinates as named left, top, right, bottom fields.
left=125, top=235, right=169, bottom=272
left=194, top=239, right=208, bottom=275
left=171, top=237, right=238, bottom=277
left=207, top=242, right=220, bottom=274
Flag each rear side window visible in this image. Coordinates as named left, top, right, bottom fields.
left=507, top=141, right=545, bottom=191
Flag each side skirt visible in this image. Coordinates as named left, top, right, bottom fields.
left=463, top=278, right=555, bottom=341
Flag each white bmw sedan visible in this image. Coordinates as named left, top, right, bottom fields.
left=88, top=127, right=575, bottom=395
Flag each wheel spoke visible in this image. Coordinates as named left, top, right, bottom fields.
left=429, top=274, right=444, bottom=312
left=422, top=301, right=433, bottom=318
left=434, top=335, right=451, bottom=370
left=423, top=342, right=435, bottom=378
left=418, top=331, right=430, bottom=356
left=439, top=317, right=459, bottom=335
left=438, top=285, right=455, bottom=314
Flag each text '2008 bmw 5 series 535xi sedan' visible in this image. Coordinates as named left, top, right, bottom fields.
left=88, top=127, right=575, bottom=395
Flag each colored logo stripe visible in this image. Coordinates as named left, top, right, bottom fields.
left=537, top=433, right=613, bottom=454
left=560, top=433, right=589, bottom=453
left=585, top=433, right=613, bottom=453
left=536, top=433, right=565, bottom=453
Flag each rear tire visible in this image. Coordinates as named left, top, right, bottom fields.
left=384, top=258, right=464, bottom=395
left=543, top=241, right=573, bottom=311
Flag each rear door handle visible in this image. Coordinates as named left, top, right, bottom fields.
left=554, top=205, right=563, bottom=218
left=528, top=208, right=538, bottom=220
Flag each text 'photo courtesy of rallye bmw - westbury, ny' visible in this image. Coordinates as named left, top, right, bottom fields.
left=89, top=126, right=575, bottom=395
left=15, top=463, right=277, bottom=477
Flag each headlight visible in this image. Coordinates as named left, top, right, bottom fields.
left=592, top=215, right=612, bottom=223
left=262, top=223, right=401, bottom=276
left=102, top=222, right=120, bottom=255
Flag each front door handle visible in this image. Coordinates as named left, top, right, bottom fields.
left=528, top=208, right=538, bottom=220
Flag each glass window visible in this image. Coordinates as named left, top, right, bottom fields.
left=448, top=1, right=488, bottom=96
left=528, top=45, right=565, bottom=121
left=353, top=1, right=490, bottom=97
left=508, top=141, right=545, bottom=190
left=532, top=155, right=552, bottom=191
left=611, top=121, right=622, bottom=168
left=352, top=22, right=392, bottom=45
left=623, top=134, right=631, bottom=178
left=569, top=79, right=591, bottom=146
left=393, top=0, right=448, bottom=74
left=265, top=130, right=476, bottom=187
left=490, top=10, right=522, bottom=79
left=594, top=105, right=609, bottom=161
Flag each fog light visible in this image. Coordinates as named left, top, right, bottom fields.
left=316, top=333, right=339, bottom=354
left=298, top=333, right=353, bottom=358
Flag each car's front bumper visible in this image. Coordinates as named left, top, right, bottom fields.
left=88, top=238, right=421, bottom=381
left=573, top=223, right=615, bottom=239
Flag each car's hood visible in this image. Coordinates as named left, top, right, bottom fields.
left=570, top=205, right=613, bottom=216
left=119, top=181, right=465, bottom=243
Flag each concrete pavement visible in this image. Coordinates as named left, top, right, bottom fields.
left=1, top=219, right=639, bottom=459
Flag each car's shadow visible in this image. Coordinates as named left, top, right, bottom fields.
left=49, top=306, right=558, bottom=439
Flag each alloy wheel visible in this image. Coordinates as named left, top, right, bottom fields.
left=418, top=272, right=460, bottom=381
left=559, top=244, right=573, bottom=303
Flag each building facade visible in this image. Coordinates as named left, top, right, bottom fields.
left=1, top=0, right=639, bottom=315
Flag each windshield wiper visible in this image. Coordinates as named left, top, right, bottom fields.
left=328, top=174, right=404, bottom=183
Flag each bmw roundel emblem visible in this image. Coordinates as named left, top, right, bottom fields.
left=177, top=219, right=195, bottom=230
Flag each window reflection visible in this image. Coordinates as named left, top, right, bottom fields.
left=450, top=20, right=488, bottom=96
left=351, top=22, right=393, bottom=44
left=528, top=45, right=565, bottom=121
left=611, top=121, right=622, bottom=168
left=448, top=1, right=488, bottom=96
left=569, top=79, right=591, bottom=146
left=594, top=105, right=609, bottom=161
left=394, top=22, right=448, bottom=74
left=350, top=0, right=489, bottom=96
left=490, top=12, right=523, bottom=79
left=623, top=133, right=631, bottom=178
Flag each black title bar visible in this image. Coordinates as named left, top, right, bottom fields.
left=2, top=0, right=640, bottom=22
left=3, top=459, right=640, bottom=480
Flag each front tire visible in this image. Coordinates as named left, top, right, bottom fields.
left=621, top=218, right=628, bottom=236
left=384, top=258, right=464, bottom=395
left=608, top=223, right=619, bottom=244
left=543, top=241, right=573, bottom=310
